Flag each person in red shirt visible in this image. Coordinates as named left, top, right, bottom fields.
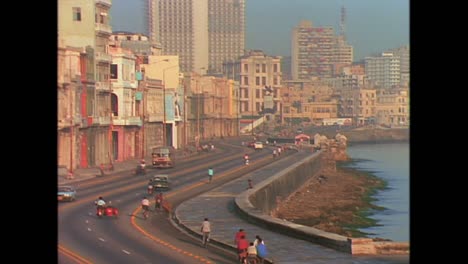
left=234, top=228, right=246, bottom=244
left=236, top=234, right=249, bottom=263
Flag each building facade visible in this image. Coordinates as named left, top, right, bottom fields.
left=291, top=20, right=353, bottom=81
left=149, top=0, right=245, bottom=74
left=109, top=46, right=141, bottom=162
left=375, top=87, right=410, bottom=127
left=58, top=0, right=114, bottom=170
left=238, top=50, right=282, bottom=119
left=365, top=52, right=401, bottom=89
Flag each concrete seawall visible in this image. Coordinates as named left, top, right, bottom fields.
left=234, top=150, right=410, bottom=255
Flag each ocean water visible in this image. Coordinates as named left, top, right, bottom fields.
left=344, top=143, right=409, bottom=242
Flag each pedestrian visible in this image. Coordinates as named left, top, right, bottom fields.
left=253, top=235, right=264, bottom=246
left=234, top=228, right=247, bottom=244
left=246, top=242, right=258, bottom=264
left=236, top=234, right=249, bottom=263
left=208, top=167, right=214, bottom=183
left=200, top=217, right=211, bottom=247
left=247, top=179, right=253, bottom=189
left=255, top=238, right=267, bottom=264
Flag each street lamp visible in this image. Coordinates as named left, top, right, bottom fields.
left=162, top=64, right=179, bottom=147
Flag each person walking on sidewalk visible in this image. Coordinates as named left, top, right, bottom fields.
left=200, top=218, right=211, bottom=247
left=208, top=167, right=214, bottom=183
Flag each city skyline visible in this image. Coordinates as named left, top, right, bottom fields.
left=110, top=0, right=409, bottom=61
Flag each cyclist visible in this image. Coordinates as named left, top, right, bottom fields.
left=141, top=196, right=150, bottom=219
left=154, top=192, right=163, bottom=211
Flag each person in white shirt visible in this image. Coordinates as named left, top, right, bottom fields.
left=200, top=218, right=211, bottom=246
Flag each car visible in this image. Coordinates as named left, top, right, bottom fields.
left=254, top=141, right=264, bottom=150
left=58, top=185, right=76, bottom=202
left=148, top=174, right=171, bottom=190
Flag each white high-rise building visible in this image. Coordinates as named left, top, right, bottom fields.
left=365, top=53, right=401, bottom=89
left=148, top=0, right=245, bottom=74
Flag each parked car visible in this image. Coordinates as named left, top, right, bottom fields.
left=148, top=174, right=171, bottom=191
left=254, top=141, right=264, bottom=150
left=58, top=185, right=76, bottom=202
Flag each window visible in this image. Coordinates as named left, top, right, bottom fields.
left=73, top=7, right=81, bottom=21
left=256, top=76, right=260, bottom=86
left=243, top=76, right=248, bottom=85
left=244, top=64, right=248, bottom=73
left=262, top=77, right=266, bottom=86
left=274, top=64, right=278, bottom=72
left=262, top=64, right=266, bottom=73
left=110, top=64, right=118, bottom=79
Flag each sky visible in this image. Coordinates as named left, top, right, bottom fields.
left=109, top=0, right=409, bottom=62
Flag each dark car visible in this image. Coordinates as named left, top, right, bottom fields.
left=58, top=185, right=76, bottom=202
left=148, top=174, right=171, bottom=190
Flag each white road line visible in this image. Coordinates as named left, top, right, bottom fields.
left=122, top=250, right=131, bottom=255
left=85, top=220, right=89, bottom=224
left=87, top=228, right=92, bottom=231
left=98, top=237, right=106, bottom=242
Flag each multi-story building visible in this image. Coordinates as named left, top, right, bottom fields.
left=57, top=45, right=82, bottom=173
left=236, top=50, right=282, bottom=122
left=375, top=87, right=410, bottom=127
left=365, top=52, right=401, bottom=89
left=184, top=73, right=240, bottom=143
left=140, top=55, right=181, bottom=148
left=291, top=20, right=353, bottom=81
left=385, top=45, right=410, bottom=87
left=281, top=80, right=338, bottom=126
left=148, top=0, right=245, bottom=74
left=58, top=0, right=113, bottom=169
left=340, top=88, right=377, bottom=125
left=108, top=46, right=141, bottom=162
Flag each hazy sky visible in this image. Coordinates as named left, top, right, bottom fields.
left=110, top=0, right=409, bottom=61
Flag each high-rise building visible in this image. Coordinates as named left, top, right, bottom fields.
left=365, top=53, right=401, bottom=89
left=147, top=0, right=245, bottom=74
left=291, top=20, right=353, bottom=81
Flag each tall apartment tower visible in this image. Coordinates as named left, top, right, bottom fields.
left=365, top=53, right=401, bottom=89
left=149, top=0, right=245, bottom=74
left=291, top=20, right=353, bottom=81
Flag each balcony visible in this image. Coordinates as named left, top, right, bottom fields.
left=95, top=23, right=112, bottom=35
left=93, top=116, right=111, bottom=125
left=95, top=0, right=111, bottom=7
left=95, top=81, right=111, bottom=92
left=95, top=52, right=112, bottom=63
left=112, top=116, right=142, bottom=126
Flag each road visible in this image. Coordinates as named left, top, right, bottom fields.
left=58, top=140, right=273, bottom=264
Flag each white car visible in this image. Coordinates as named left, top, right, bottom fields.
left=254, top=142, right=264, bottom=150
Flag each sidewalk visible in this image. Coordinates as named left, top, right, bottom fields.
left=173, top=151, right=410, bottom=264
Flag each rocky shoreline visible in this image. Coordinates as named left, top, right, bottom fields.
left=273, top=127, right=409, bottom=241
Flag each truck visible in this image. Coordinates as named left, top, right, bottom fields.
left=151, top=147, right=175, bottom=169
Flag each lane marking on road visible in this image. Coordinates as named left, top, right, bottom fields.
left=85, top=220, right=89, bottom=224
left=130, top=203, right=213, bottom=264
left=122, top=250, right=131, bottom=255
left=98, top=237, right=106, bottom=242
left=58, top=245, right=93, bottom=264
left=87, top=228, right=92, bottom=232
